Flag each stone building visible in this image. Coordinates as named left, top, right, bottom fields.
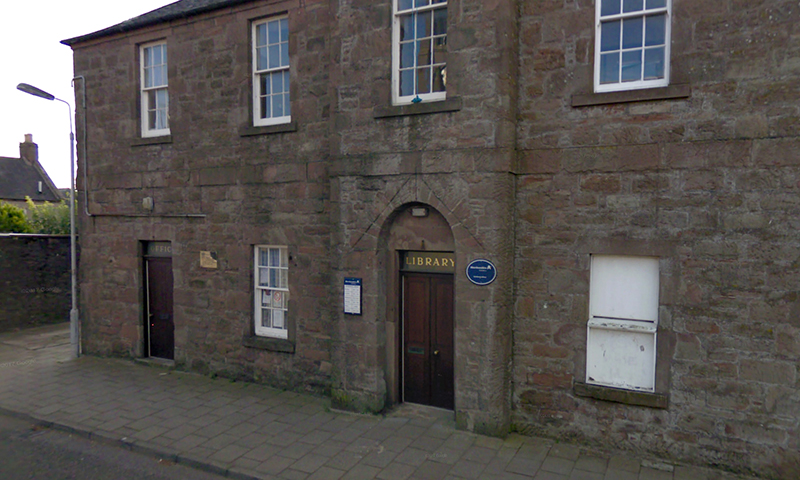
left=0, top=134, right=63, bottom=210
left=63, top=0, right=800, bottom=477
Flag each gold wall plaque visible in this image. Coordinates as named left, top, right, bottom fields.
left=200, top=251, right=218, bottom=269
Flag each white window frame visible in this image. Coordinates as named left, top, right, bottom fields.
left=252, top=16, right=291, bottom=126
left=254, top=245, right=289, bottom=339
left=586, top=255, right=659, bottom=392
left=392, top=0, right=448, bottom=105
left=140, top=41, right=170, bottom=137
left=594, top=0, right=671, bottom=93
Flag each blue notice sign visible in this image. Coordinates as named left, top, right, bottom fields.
left=466, top=259, right=497, bottom=286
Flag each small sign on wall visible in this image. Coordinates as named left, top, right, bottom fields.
left=200, top=251, right=218, bottom=269
left=344, top=278, right=362, bottom=315
left=466, top=259, right=497, bottom=286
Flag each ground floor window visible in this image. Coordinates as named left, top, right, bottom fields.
left=254, top=245, right=289, bottom=339
left=586, top=255, right=659, bottom=392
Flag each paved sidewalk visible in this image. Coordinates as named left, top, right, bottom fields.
left=0, top=324, right=761, bottom=480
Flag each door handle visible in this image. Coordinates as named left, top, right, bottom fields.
left=434, top=350, right=440, bottom=356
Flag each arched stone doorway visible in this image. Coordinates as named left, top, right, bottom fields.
left=379, top=202, right=456, bottom=409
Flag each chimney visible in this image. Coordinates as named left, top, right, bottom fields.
left=19, top=134, right=38, bottom=165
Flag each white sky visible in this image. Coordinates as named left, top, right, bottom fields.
left=0, top=0, right=177, bottom=188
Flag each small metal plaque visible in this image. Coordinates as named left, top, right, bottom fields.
left=466, top=259, right=497, bottom=286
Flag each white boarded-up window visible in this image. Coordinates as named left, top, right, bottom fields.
left=587, top=255, right=659, bottom=392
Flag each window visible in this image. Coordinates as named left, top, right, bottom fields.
left=140, top=42, right=169, bottom=137
left=586, top=255, right=659, bottom=392
left=392, top=0, right=448, bottom=105
left=595, top=0, right=670, bottom=93
left=253, top=17, right=291, bottom=126
left=254, top=246, right=289, bottom=339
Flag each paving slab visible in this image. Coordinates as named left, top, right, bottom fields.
left=0, top=325, right=767, bottom=480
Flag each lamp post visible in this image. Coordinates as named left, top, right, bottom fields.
left=17, top=82, right=80, bottom=358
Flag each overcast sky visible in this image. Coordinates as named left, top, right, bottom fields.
left=0, top=0, right=177, bottom=188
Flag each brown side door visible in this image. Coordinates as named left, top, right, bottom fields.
left=145, top=256, right=174, bottom=360
left=403, top=272, right=454, bottom=410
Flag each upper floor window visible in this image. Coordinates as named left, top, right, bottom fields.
left=595, top=0, right=671, bottom=93
left=392, top=0, right=448, bottom=105
left=254, top=246, right=289, bottom=339
left=140, top=41, right=169, bottom=137
left=253, top=17, right=291, bottom=126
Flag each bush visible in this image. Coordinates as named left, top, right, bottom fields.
left=25, top=196, right=72, bottom=235
left=0, top=201, right=32, bottom=233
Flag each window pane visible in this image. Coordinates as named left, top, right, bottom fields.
left=272, top=310, right=285, bottom=329
left=645, top=14, right=666, bottom=46
left=400, top=42, right=415, bottom=68
left=268, top=45, right=280, bottom=69
left=259, top=249, right=269, bottom=267
left=261, top=74, right=270, bottom=95
left=269, top=268, right=278, bottom=287
left=621, top=50, right=642, bottom=81
left=600, top=20, right=621, bottom=52
left=261, top=309, right=271, bottom=328
left=601, top=0, right=620, bottom=16
left=144, top=68, right=153, bottom=89
left=280, top=269, right=288, bottom=289
left=261, top=290, right=272, bottom=307
left=162, top=46, right=167, bottom=64
left=417, top=39, right=432, bottom=66
left=259, top=268, right=269, bottom=286
left=148, top=110, right=157, bottom=131
left=416, top=67, right=431, bottom=94
left=271, top=73, right=284, bottom=94
left=623, top=0, right=644, bottom=13
left=433, top=9, right=447, bottom=36
left=269, top=248, right=280, bottom=266
left=257, top=46, right=268, bottom=71
left=416, top=11, right=431, bottom=38
left=643, top=47, right=664, bottom=79
left=398, top=0, right=413, bottom=11
left=280, top=18, right=289, bottom=42
left=262, top=96, right=271, bottom=119
left=433, top=37, right=447, bottom=64
left=256, top=23, right=267, bottom=47
left=600, top=53, right=620, bottom=84
left=432, top=66, right=446, bottom=92
left=156, top=89, right=168, bottom=109
left=152, top=46, right=162, bottom=66
left=273, top=94, right=284, bottom=117
left=280, top=43, right=289, bottom=67
left=284, top=92, right=291, bottom=117
left=400, top=69, right=414, bottom=96
left=400, top=15, right=414, bottom=42
left=622, top=17, right=643, bottom=49
left=268, top=20, right=280, bottom=44
left=647, top=0, right=666, bottom=8
left=144, top=47, right=153, bottom=68
left=284, top=71, right=291, bottom=96
left=415, top=0, right=429, bottom=7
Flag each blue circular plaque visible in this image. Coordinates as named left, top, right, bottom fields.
left=466, top=259, right=497, bottom=286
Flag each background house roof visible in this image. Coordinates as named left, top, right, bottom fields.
left=0, top=156, right=62, bottom=203
left=62, top=0, right=259, bottom=46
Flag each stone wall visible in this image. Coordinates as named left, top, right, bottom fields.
left=513, top=0, right=800, bottom=477
left=0, top=234, right=71, bottom=332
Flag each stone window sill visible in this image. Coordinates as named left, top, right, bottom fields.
left=242, top=335, right=295, bottom=353
left=239, top=122, right=298, bottom=137
left=374, top=96, right=462, bottom=119
left=571, top=84, right=691, bottom=108
left=131, top=135, right=172, bottom=147
left=574, top=382, right=668, bottom=409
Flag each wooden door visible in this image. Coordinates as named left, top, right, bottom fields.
left=146, top=256, right=174, bottom=360
left=403, top=273, right=454, bottom=409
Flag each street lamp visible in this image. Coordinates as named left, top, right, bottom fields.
left=17, top=82, right=80, bottom=358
